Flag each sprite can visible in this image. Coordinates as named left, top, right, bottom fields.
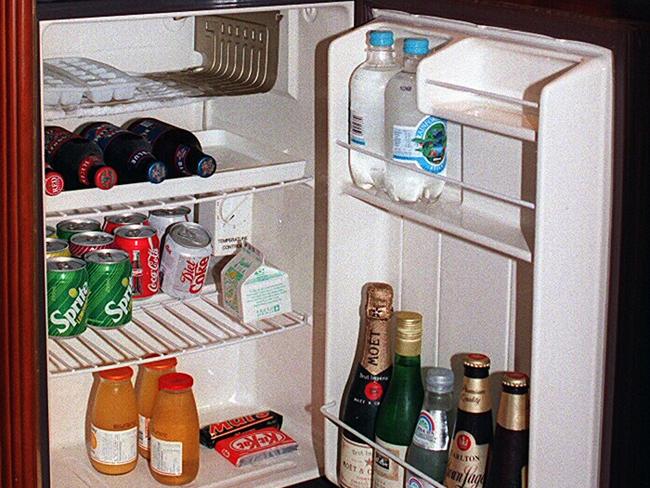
left=47, top=257, right=89, bottom=338
left=56, top=218, right=101, bottom=241
left=46, top=238, right=71, bottom=258
left=85, top=249, right=133, bottom=328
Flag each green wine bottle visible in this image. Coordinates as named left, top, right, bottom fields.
left=372, top=311, right=424, bottom=488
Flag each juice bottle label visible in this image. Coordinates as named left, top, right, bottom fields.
left=372, top=438, right=408, bottom=488
left=392, top=116, right=447, bottom=173
left=150, top=435, right=183, bottom=476
left=138, top=414, right=150, bottom=451
left=412, top=410, right=449, bottom=451
left=339, top=435, right=372, bottom=488
left=89, top=424, right=137, bottom=465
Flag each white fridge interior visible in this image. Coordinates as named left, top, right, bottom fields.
left=39, top=3, right=612, bottom=488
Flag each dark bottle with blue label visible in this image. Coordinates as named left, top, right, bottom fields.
left=127, top=118, right=217, bottom=178
left=79, top=122, right=166, bottom=184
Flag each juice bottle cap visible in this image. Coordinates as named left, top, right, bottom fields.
left=99, top=366, right=133, bottom=381
left=425, top=367, right=454, bottom=393
left=404, top=37, right=429, bottom=56
left=368, top=30, right=394, bottom=47
left=159, top=372, right=193, bottom=391
left=143, top=356, right=178, bottom=371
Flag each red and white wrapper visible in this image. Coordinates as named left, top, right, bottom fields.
left=215, top=428, right=298, bottom=467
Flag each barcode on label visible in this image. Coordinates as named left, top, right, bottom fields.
left=351, top=114, right=364, bottom=137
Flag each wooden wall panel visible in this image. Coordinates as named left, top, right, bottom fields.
left=0, top=0, right=48, bottom=486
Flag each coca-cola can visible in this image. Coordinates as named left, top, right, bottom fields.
left=103, top=212, right=150, bottom=234
left=114, top=224, right=160, bottom=299
left=69, top=231, right=115, bottom=258
left=148, top=206, right=191, bottom=239
left=160, top=222, right=212, bottom=299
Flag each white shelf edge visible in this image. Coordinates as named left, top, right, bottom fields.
left=343, top=184, right=533, bottom=262
left=48, top=286, right=310, bottom=378
left=320, top=401, right=446, bottom=488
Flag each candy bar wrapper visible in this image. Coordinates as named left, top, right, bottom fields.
left=200, top=410, right=283, bottom=448
left=215, top=427, right=298, bottom=467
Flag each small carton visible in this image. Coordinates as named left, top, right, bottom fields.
left=220, top=243, right=291, bottom=323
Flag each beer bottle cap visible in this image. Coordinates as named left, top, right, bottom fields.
left=425, top=367, right=454, bottom=393
left=395, top=311, right=422, bottom=356
left=99, top=366, right=133, bottom=381
left=463, top=353, right=491, bottom=369
left=365, top=283, right=393, bottom=320
left=94, top=166, right=118, bottom=190
left=502, top=371, right=528, bottom=388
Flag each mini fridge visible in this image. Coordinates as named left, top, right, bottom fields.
left=1, top=0, right=647, bottom=487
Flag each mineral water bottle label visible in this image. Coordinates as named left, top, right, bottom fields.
left=372, top=438, right=408, bottom=488
left=392, top=116, right=447, bottom=173
left=349, top=110, right=366, bottom=146
left=90, top=424, right=137, bottom=465
left=138, top=414, right=150, bottom=451
left=444, top=431, right=488, bottom=488
left=150, top=435, right=183, bottom=476
left=412, top=410, right=449, bottom=451
left=339, top=436, right=373, bottom=488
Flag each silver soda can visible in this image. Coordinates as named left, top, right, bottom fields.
left=148, top=206, right=191, bottom=239
left=69, top=231, right=115, bottom=258
left=160, top=222, right=212, bottom=299
left=103, top=212, right=150, bottom=234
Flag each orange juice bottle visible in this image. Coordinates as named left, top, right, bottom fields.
left=88, top=366, right=138, bottom=475
left=134, top=356, right=177, bottom=459
left=149, top=372, right=200, bottom=485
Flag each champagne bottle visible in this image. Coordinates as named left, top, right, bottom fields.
left=484, top=372, right=529, bottom=488
left=373, top=311, right=424, bottom=488
left=405, top=367, right=455, bottom=486
left=338, top=283, right=394, bottom=488
left=445, top=354, right=493, bottom=488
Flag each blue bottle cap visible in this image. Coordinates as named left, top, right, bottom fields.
left=196, top=156, right=217, bottom=178
left=147, top=161, right=167, bottom=184
left=404, top=38, right=429, bottom=56
left=368, top=30, right=394, bottom=47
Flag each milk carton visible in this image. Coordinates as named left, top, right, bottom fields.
left=220, top=243, right=291, bottom=323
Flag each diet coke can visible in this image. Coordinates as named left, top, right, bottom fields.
left=103, top=212, right=150, bottom=234
left=148, top=206, right=191, bottom=239
left=69, top=231, right=114, bottom=258
left=160, top=222, right=212, bottom=299
left=114, top=224, right=160, bottom=299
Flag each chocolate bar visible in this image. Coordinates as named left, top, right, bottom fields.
left=215, top=427, right=298, bottom=467
left=200, top=410, right=283, bottom=448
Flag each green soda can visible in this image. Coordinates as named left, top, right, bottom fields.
left=47, top=257, right=89, bottom=338
left=85, top=249, right=133, bottom=328
left=56, top=218, right=101, bottom=242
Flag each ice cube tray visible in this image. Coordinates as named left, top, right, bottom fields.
left=43, top=63, right=86, bottom=106
left=44, top=57, right=140, bottom=103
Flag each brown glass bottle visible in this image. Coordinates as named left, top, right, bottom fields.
left=445, top=353, right=493, bottom=488
left=485, top=372, right=529, bottom=488
left=338, top=283, right=394, bottom=488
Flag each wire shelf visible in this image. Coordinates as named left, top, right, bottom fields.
left=320, top=401, right=446, bottom=488
left=48, top=286, right=309, bottom=377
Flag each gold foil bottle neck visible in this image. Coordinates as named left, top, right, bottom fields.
left=463, top=353, right=491, bottom=369
left=502, top=372, right=528, bottom=388
left=365, top=282, right=393, bottom=321
left=395, top=311, right=422, bottom=357
left=497, top=390, right=529, bottom=431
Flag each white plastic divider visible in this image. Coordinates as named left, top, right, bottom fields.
left=320, top=401, right=445, bottom=488
left=48, top=285, right=310, bottom=377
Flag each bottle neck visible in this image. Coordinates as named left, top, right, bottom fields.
left=496, top=391, right=528, bottom=431
left=402, top=54, right=422, bottom=74
left=359, top=317, right=391, bottom=375
left=423, top=389, right=454, bottom=411
left=459, top=375, right=491, bottom=414
left=365, top=46, right=396, bottom=67
left=394, top=352, right=421, bottom=371
left=175, top=144, right=217, bottom=177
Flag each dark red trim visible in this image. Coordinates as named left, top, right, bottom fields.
left=0, top=0, right=48, bottom=486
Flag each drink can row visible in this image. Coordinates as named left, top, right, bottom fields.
left=46, top=238, right=71, bottom=258
left=161, top=222, right=212, bottom=299
left=114, top=224, right=160, bottom=299
left=47, top=257, right=89, bottom=338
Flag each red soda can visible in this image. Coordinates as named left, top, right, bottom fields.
left=103, top=212, right=150, bottom=234
left=114, top=225, right=160, bottom=299
left=69, top=231, right=115, bottom=258
left=160, top=222, right=212, bottom=299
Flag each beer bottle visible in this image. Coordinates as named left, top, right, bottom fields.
left=373, top=311, right=424, bottom=488
left=127, top=118, right=217, bottom=178
left=484, top=372, right=529, bottom=488
left=338, top=283, right=394, bottom=488
left=44, top=126, right=117, bottom=191
left=445, top=353, right=493, bottom=488
left=79, top=122, right=166, bottom=184
left=405, top=367, right=455, bottom=486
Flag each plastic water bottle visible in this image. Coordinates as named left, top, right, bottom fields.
left=405, top=367, right=455, bottom=488
left=384, top=38, right=447, bottom=202
left=349, top=30, right=401, bottom=189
